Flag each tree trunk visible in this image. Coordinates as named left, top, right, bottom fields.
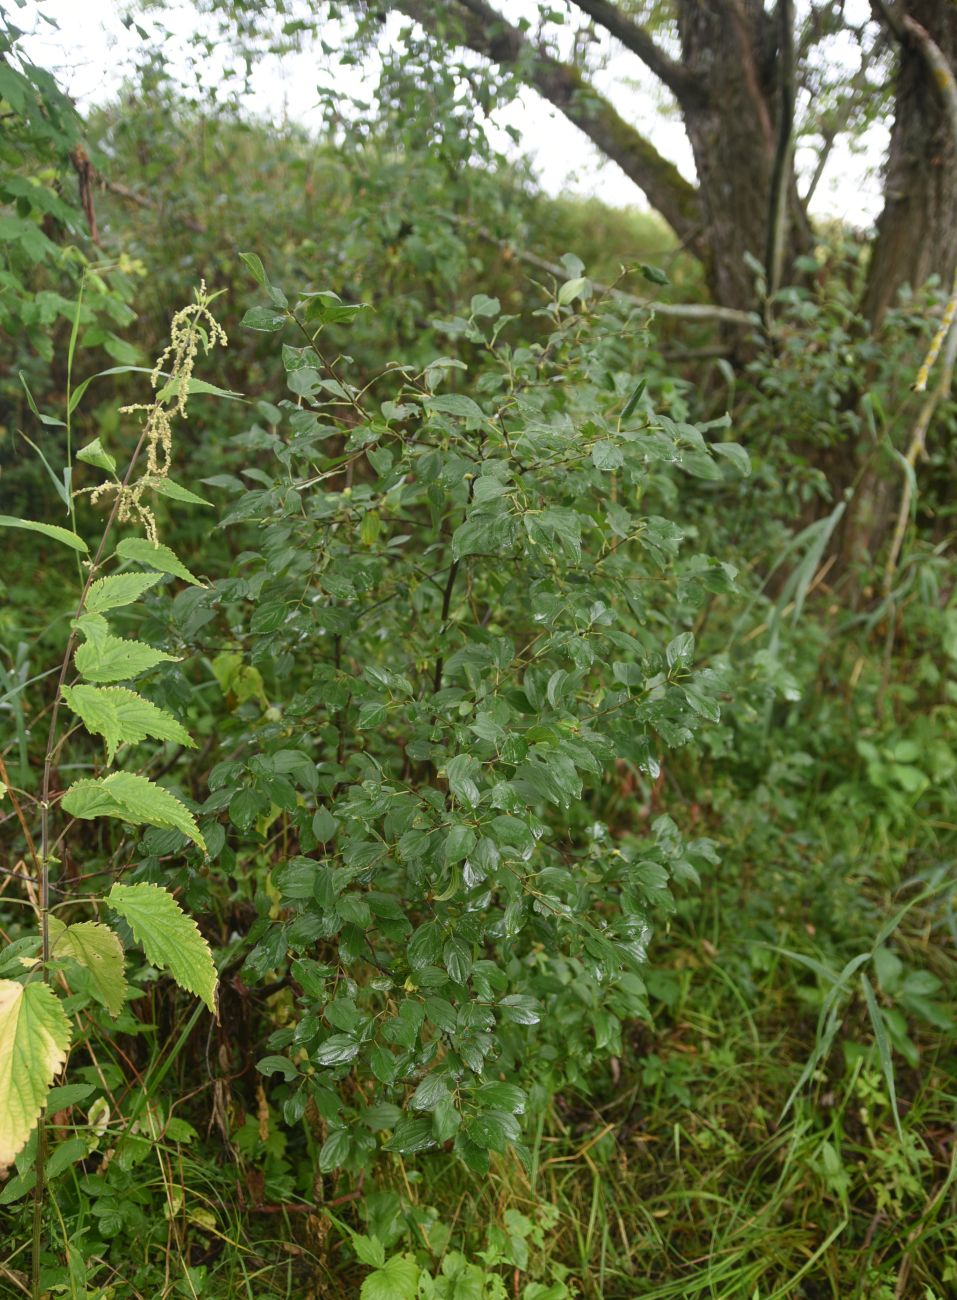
left=675, top=0, right=812, bottom=314
left=862, top=0, right=957, bottom=327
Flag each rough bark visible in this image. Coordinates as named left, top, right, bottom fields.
left=674, top=0, right=812, bottom=313
left=390, top=0, right=814, bottom=313
left=862, top=0, right=957, bottom=327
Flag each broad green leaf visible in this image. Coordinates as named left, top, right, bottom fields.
left=360, top=1254, right=419, bottom=1300
left=0, top=516, right=88, bottom=553
left=61, top=684, right=194, bottom=763
left=242, top=305, right=287, bottom=332
left=62, top=772, right=206, bottom=851
left=48, top=918, right=126, bottom=1018
left=558, top=276, right=589, bottom=305
left=74, top=633, right=178, bottom=684
left=107, top=883, right=217, bottom=1012
left=46, top=1136, right=89, bottom=1179
left=352, top=1234, right=386, bottom=1269
left=115, top=537, right=202, bottom=586
left=0, top=979, right=72, bottom=1165
left=86, top=572, right=162, bottom=614
left=423, top=393, right=485, bottom=425
left=152, top=478, right=212, bottom=507
left=76, top=437, right=116, bottom=474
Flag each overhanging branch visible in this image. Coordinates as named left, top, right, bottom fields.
left=570, top=0, right=697, bottom=102
left=393, top=0, right=704, bottom=254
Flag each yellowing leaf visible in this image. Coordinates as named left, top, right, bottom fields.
left=115, top=537, right=202, bottom=586
left=75, top=633, right=178, bottom=684
left=61, top=772, right=205, bottom=851
left=48, top=918, right=127, bottom=1018
left=107, top=884, right=217, bottom=1013
left=0, top=980, right=72, bottom=1165
left=61, top=684, right=194, bottom=763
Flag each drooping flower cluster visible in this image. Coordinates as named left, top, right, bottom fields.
left=78, top=281, right=227, bottom=542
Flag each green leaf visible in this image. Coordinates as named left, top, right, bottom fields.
left=85, top=572, right=162, bottom=614
left=861, top=973, right=902, bottom=1139
left=256, top=1055, right=299, bottom=1082
left=352, top=1234, right=386, bottom=1269
left=152, top=478, right=213, bottom=507
left=360, top=1254, right=419, bottom=1300
left=712, top=441, right=751, bottom=476
left=76, top=437, right=117, bottom=474
left=62, top=772, right=206, bottom=852
left=115, top=537, right=203, bottom=586
left=74, top=633, right=178, bottom=684
left=315, top=1034, right=360, bottom=1067
left=239, top=251, right=268, bottom=287
left=61, top=684, right=194, bottom=763
left=558, top=275, right=590, bottom=305
left=0, top=516, right=88, bottom=553
left=0, top=980, right=72, bottom=1165
left=424, top=393, right=486, bottom=425
left=48, top=917, right=126, bottom=1018
left=318, top=1127, right=352, bottom=1171
left=242, top=305, right=288, bottom=332
left=107, top=883, right=217, bottom=1012
left=46, top=1136, right=89, bottom=1179
left=639, top=262, right=670, bottom=286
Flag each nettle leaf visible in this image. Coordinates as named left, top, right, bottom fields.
left=48, top=917, right=126, bottom=1018
left=0, top=979, right=72, bottom=1165
left=0, top=516, right=88, bottom=553
left=115, top=537, right=202, bottom=586
left=74, top=631, right=178, bottom=684
left=107, top=883, right=217, bottom=1012
left=61, top=772, right=205, bottom=851
left=85, top=572, right=162, bottom=614
left=61, top=684, right=194, bottom=763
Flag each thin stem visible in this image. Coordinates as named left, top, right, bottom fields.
left=32, top=419, right=150, bottom=1298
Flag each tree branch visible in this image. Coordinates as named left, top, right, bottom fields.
left=393, top=0, right=704, bottom=254
left=765, top=0, right=796, bottom=301
left=570, top=0, right=697, bottom=102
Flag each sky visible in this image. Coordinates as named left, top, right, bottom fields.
left=19, top=0, right=889, bottom=226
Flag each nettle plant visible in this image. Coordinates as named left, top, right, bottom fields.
left=0, top=289, right=224, bottom=1278
left=211, top=254, right=742, bottom=1180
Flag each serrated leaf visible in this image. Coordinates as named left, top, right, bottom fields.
left=62, top=772, right=205, bottom=851
left=352, top=1234, right=386, bottom=1269
left=107, top=883, right=217, bottom=1012
left=360, top=1254, right=419, bottom=1300
left=0, top=980, right=72, bottom=1165
left=0, top=516, right=88, bottom=553
left=61, top=684, right=194, bottom=763
left=85, top=572, right=162, bottom=614
left=74, top=633, right=178, bottom=684
left=48, top=918, right=126, bottom=1018
left=115, top=537, right=202, bottom=586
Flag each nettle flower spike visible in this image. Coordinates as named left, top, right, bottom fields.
left=77, top=280, right=228, bottom=542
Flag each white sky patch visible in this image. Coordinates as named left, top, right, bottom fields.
left=19, top=0, right=887, bottom=227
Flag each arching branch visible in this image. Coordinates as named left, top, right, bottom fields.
left=393, top=0, right=704, bottom=254
left=570, top=0, right=697, bottom=102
